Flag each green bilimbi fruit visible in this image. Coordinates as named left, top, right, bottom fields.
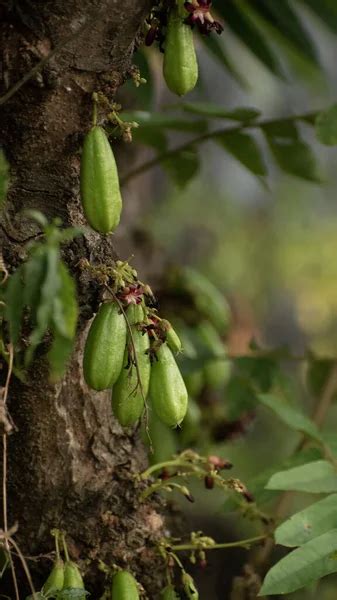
left=163, top=4, right=198, bottom=96
left=161, top=585, right=179, bottom=599
left=80, top=125, right=122, bottom=233
left=182, top=267, right=231, bottom=334
left=111, top=570, right=139, bottom=600
left=150, top=343, right=188, bottom=427
left=127, top=303, right=144, bottom=326
left=161, top=319, right=182, bottom=354
left=184, top=369, right=204, bottom=397
left=83, top=302, right=127, bottom=391
left=63, top=561, right=85, bottom=596
left=112, top=326, right=150, bottom=427
left=42, top=558, right=64, bottom=595
left=196, top=320, right=231, bottom=389
left=182, top=572, right=199, bottom=599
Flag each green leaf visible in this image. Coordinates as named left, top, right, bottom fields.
left=215, top=131, right=267, bottom=177
left=0, top=547, right=9, bottom=578
left=275, top=494, right=337, bottom=547
left=48, top=330, right=74, bottom=382
left=225, top=376, right=257, bottom=420
left=215, top=1, right=284, bottom=77
left=306, top=358, right=336, bottom=398
left=57, top=227, right=84, bottom=243
left=263, top=124, right=320, bottom=181
left=132, top=127, right=168, bottom=151
left=0, top=149, right=9, bottom=211
left=260, top=529, right=337, bottom=596
left=266, top=460, right=337, bottom=493
left=180, top=102, right=261, bottom=122
left=321, top=433, right=337, bottom=458
left=52, top=262, right=78, bottom=339
left=248, top=0, right=319, bottom=65
left=235, top=356, right=276, bottom=392
left=24, top=248, right=47, bottom=312
left=24, top=209, right=48, bottom=228
left=163, top=148, right=199, bottom=188
left=25, top=246, right=61, bottom=365
left=242, top=447, right=323, bottom=508
left=258, top=393, right=322, bottom=442
left=316, top=104, right=337, bottom=146
left=48, top=262, right=77, bottom=380
left=122, top=111, right=208, bottom=133
left=4, top=267, right=25, bottom=345
left=300, top=0, right=337, bottom=33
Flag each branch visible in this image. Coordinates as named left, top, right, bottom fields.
left=120, top=110, right=318, bottom=185
left=170, top=535, right=266, bottom=552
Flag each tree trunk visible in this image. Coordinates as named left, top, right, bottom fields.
left=0, top=1, right=167, bottom=596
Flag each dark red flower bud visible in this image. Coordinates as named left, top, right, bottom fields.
left=160, top=468, right=170, bottom=480
left=243, top=490, right=254, bottom=503
left=182, top=487, right=195, bottom=502
left=145, top=26, right=157, bottom=46
left=204, top=475, right=214, bottom=490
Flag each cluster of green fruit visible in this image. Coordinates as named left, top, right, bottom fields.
left=27, top=532, right=85, bottom=599
left=83, top=295, right=188, bottom=429
left=145, top=266, right=232, bottom=463
left=38, top=555, right=140, bottom=599
left=30, top=530, right=198, bottom=599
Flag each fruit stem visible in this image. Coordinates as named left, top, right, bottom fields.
left=51, top=529, right=61, bottom=560
left=61, top=532, right=70, bottom=562
left=170, top=535, right=266, bottom=552
left=92, top=92, right=98, bottom=126
left=140, top=458, right=197, bottom=479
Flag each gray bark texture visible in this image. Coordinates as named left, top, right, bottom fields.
left=0, top=0, right=168, bottom=596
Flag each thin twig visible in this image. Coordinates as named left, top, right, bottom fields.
left=2, top=344, right=13, bottom=529
left=312, top=363, right=337, bottom=428
left=170, top=535, right=266, bottom=552
left=9, top=537, right=37, bottom=599
left=1, top=345, right=19, bottom=600
left=120, top=111, right=317, bottom=186
left=140, top=458, right=198, bottom=480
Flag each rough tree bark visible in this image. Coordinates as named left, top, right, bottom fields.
left=0, top=1, right=168, bottom=596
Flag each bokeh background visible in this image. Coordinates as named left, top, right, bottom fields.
left=116, top=5, right=337, bottom=598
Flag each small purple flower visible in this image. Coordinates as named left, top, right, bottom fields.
left=117, top=284, right=144, bottom=306
left=184, top=0, right=223, bottom=35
